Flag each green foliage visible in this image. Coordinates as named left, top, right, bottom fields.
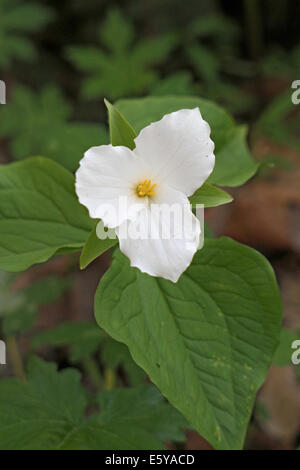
left=0, top=273, right=70, bottom=336
left=255, top=90, right=300, bottom=151
left=32, top=321, right=105, bottom=362
left=151, top=72, right=197, bottom=96
left=32, top=319, right=146, bottom=385
left=262, top=44, right=300, bottom=79
left=80, top=222, right=117, bottom=270
left=95, top=239, right=282, bottom=449
left=0, top=157, right=92, bottom=272
left=257, top=43, right=300, bottom=152
left=0, top=0, right=53, bottom=68
left=185, top=14, right=239, bottom=80
left=208, top=126, right=258, bottom=187
left=115, top=96, right=259, bottom=186
left=102, top=339, right=146, bottom=386
left=182, top=14, right=257, bottom=114
left=0, top=86, right=108, bottom=171
left=24, top=276, right=71, bottom=306
left=66, top=8, right=178, bottom=100
left=104, top=98, right=136, bottom=149
left=0, top=357, right=185, bottom=449
left=189, top=183, right=233, bottom=208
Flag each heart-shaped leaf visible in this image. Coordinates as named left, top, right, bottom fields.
left=95, top=237, right=282, bottom=449
left=0, top=157, right=92, bottom=272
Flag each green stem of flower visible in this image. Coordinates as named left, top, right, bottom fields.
left=82, top=356, right=103, bottom=389
left=104, top=368, right=116, bottom=390
left=6, top=336, right=26, bottom=382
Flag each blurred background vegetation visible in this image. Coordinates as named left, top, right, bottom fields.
left=0, top=0, right=299, bottom=450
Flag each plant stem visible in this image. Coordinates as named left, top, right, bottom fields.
left=104, top=368, right=116, bottom=390
left=82, top=357, right=103, bottom=389
left=6, top=336, right=26, bottom=381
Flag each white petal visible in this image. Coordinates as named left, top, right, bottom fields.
left=116, top=186, right=200, bottom=282
left=133, top=108, right=215, bottom=197
left=75, top=145, right=150, bottom=228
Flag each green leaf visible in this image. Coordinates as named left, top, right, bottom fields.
left=207, top=126, right=259, bottom=187
left=62, top=386, right=186, bottom=450
left=0, top=274, right=70, bottom=336
left=0, top=357, right=185, bottom=450
left=189, top=183, right=233, bottom=208
left=0, top=157, right=93, bottom=272
left=23, top=275, right=71, bottom=305
left=100, top=8, right=134, bottom=55
left=102, top=339, right=146, bottom=386
left=2, top=304, right=37, bottom=337
left=255, top=90, right=300, bottom=152
left=66, top=8, right=177, bottom=100
left=188, top=14, right=239, bottom=40
left=0, top=357, right=87, bottom=450
left=104, top=99, right=136, bottom=149
left=95, top=237, right=282, bottom=450
left=0, top=0, right=53, bottom=68
left=80, top=222, right=118, bottom=270
left=115, top=96, right=259, bottom=187
left=151, top=71, right=197, bottom=96
left=187, top=43, right=220, bottom=83
left=32, top=321, right=105, bottom=362
left=0, top=86, right=108, bottom=171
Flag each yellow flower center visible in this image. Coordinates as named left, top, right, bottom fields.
left=136, top=179, right=157, bottom=198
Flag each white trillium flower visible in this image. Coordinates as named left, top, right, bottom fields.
left=75, top=108, right=215, bottom=282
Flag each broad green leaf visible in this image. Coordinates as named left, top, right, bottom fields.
left=189, top=183, right=233, bottom=208
left=32, top=321, right=105, bottom=362
left=0, top=357, right=185, bottom=450
left=62, top=386, right=186, bottom=450
left=104, top=99, right=136, bottom=149
left=80, top=222, right=118, bottom=270
left=115, top=96, right=259, bottom=187
left=95, top=237, right=282, bottom=450
left=207, top=126, right=259, bottom=187
left=0, top=157, right=93, bottom=272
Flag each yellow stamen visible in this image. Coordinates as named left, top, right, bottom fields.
left=136, top=179, right=157, bottom=198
